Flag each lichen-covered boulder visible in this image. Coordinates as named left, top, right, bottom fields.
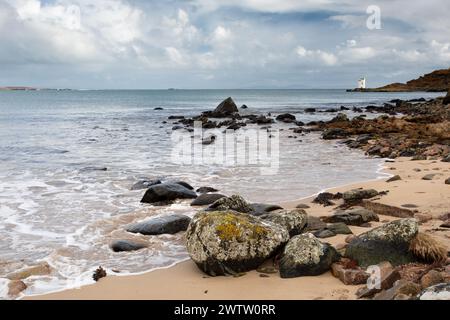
left=279, top=234, right=340, bottom=278
left=186, top=210, right=289, bottom=276
left=345, top=218, right=419, bottom=268
left=261, top=209, right=307, bottom=237
left=206, top=195, right=253, bottom=213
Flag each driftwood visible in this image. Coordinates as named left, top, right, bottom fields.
left=361, top=200, right=414, bottom=218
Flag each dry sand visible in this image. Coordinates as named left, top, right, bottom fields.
left=27, top=158, right=450, bottom=300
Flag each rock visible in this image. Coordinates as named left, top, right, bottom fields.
left=331, top=260, right=369, bottom=285
left=420, top=270, right=445, bottom=289
left=127, top=215, right=191, bottom=235
left=131, top=179, right=161, bottom=190
left=196, top=187, right=219, bottom=193
left=110, top=240, right=147, bottom=252
left=442, top=154, right=450, bottom=162
left=80, top=166, right=107, bottom=172
left=440, top=220, right=450, bottom=228
left=386, top=175, right=401, bottom=182
left=305, top=108, right=316, bottom=113
left=154, top=107, right=163, bottom=110
left=212, top=97, right=239, bottom=116
left=93, top=266, right=106, bottom=282
left=445, top=177, right=450, bottom=185
left=241, top=104, right=248, bottom=109
left=326, top=223, right=353, bottom=235
left=443, top=91, right=450, bottom=105
left=342, top=189, right=378, bottom=204
left=256, top=265, right=278, bottom=274
left=356, top=261, right=401, bottom=298
left=422, top=173, right=437, bottom=180
left=322, top=128, right=349, bottom=140
left=324, top=207, right=379, bottom=226
left=276, top=113, right=296, bottom=123
left=329, top=113, right=349, bottom=123
left=250, top=203, right=283, bottom=216
left=191, top=193, right=226, bottom=206
left=304, top=216, right=327, bottom=231
left=414, top=213, right=432, bottom=224
left=261, top=209, right=308, bottom=237
left=174, top=181, right=194, bottom=190
left=202, top=135, right=216, bottom=145
left=419, top=283, right=450, bottom=300
left=314, top=229, right=336, bottom=238
left=7, top=262, right=51, bottom=280
left=207, top=195, right=253, bottom=213
left=313, top=192, right=338, bottom=206
left=361, top=200, right=414, bottom=218
left=8, top=280, right=27, bottom=296
left=168, top=115, right=185, bottom=120
left=279, top=234, right=340, bottom=278
left=373, top=280, right=422, bottom=300
left=140, top=182, right=197, bottom=204
left=345, top=218, right=419, bottom=268
left=296, top=203, right=310, bottom=209
left=186, top=211, right=289, bottom=276
left=345, top=235, right=357, bottom=243
left=401, top=204, right=418, bottom=208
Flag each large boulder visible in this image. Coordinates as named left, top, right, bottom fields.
left=191, top=193, right=226, bottom=206
left=324, top=207, right=379, bottom=226
left=207, top=195, right=253, bottom=213
left=186, top=211, right=289, bottom=276
left=126, top=214, right=191, bottom=235
left=345, top=218, right=419, bottom=268
left=276, top=113, right=296, bottom=123
left=261, top=209, right=308, bottom=237
left=140, top=182, right=197, bottom=204
left=212, top=97, right=239, bottom=116
left=279, top=234, right=340, bottom=278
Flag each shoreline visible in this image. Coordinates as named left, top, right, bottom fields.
left=26, top=157, right=450, bottom=300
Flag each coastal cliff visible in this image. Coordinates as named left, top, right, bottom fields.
left=349, top=68, right=450, bottom=92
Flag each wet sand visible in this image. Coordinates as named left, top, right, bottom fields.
left=27, top=158, right=450, bottom=300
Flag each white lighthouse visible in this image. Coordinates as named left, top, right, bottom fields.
left=358, top=77, right=366, bottom=89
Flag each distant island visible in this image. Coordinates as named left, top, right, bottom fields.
left=348, top=67, right=450, bottom=92
left=0, top=87, right=73, bottom=91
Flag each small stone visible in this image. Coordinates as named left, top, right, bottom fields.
left=8, top=280, right=27, bottom=296
left=93, top=266, right=107, bottom=282
left=314, top=229, right=336, bottom=238
left=445, top=178, right=450, bottom=185
left=420, top=270, right=444, bottom=289
left=386, top=175, right=401, bottom=182
left=401, top=204, right=418, bottom=208
left=256, top=266, right=278, bottom=274
left=259, top=274, right=270, bottom=278
left=414, top=213, right=432, bottom=224
left=296, top=203, right=310, bottom=209
left=331, top=262, right=369, bottom=285
left=422, top=174, right=437, bottom=181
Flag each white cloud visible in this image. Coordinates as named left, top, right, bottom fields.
left=296, top=46, right=338, bottom=66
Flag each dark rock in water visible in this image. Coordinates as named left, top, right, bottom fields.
left=345, top=218, right=419, bottom=268
left=93, top=266, right=107, bottom=282
left=207, top=195, right=253, bottom=213
left=322, top=128, right=349, bottom=140
left=127, top=214, right=191, bottom=235
left=191, top=193, right=226, bottom=206
left=329, top=113, right=349, bottom=123
left=241, top=104, right=248, bottom=109
left=80, top=166, right=107, bottom=172
left=168, top=115, right=185, bottom=120
left=276, top=113, right=296, bottom=123
left=313, top=192, right=337, bottom=206
left=110, top=240, right=146, bottom=252
left=131, top=179, right=161, bottom=191
left=140, top=183, right=197, bottom=204
left=340, top=106, right=350, bottom=111
left=174, top=181, right=194, bottom=190
left=261, top=209, right=307, bottom=237
left=304, top=108, right=316, bottom=113
left=154, top=107, right=163, bottom=110
left=202, top=135, right=216, bottom=145
left=196, top=186, right=219, bottom=193
left=324, top=207, right=379, bottom=226
left=279, top=234, right=340, bottom=278
left=186, top=211, right=289, bottom=276
left=343, top=189, right=378, bottom=204
left=419, top=283, right=450, bottom=300
left=386, top=175, right=401, bottom=183
left=211, top=97, right=239, bottom=116
left=249, top=203, right=283, bottom=216
left=172, top=125, right=183, bottom=130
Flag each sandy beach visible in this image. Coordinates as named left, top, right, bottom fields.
left=28, top=158, right=450, bottom=300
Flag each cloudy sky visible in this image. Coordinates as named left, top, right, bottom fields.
left=0, top=0, right=449, bottom=89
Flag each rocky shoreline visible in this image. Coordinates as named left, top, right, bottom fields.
left=19, top=94, right=450, bottom=300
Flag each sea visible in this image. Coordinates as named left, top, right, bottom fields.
left=0, top=89, right=443, bottom=298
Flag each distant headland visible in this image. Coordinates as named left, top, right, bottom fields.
left=348, top=67, right=450, bottom=92
left=0, top=87, right=73, bottom=91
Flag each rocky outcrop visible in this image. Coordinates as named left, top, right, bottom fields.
left=345, top=218, right=419, bottom=268
left=207, top=195, right=253, bottom=213
left=276, top=113, right=296, bottom=123
left=140, top=182, right=197, bottom=204
left=126, top=215, right=191, bottom=235
left=260, top=209, right=308, bottom=237
left=209, top=97, right=239, bottom=117
left=186, top=211, right=289, bottom=276
left=279, top=234, right=340, bottom=278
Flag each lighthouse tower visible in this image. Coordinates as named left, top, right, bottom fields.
left=358, top=77, right=366, bottom=89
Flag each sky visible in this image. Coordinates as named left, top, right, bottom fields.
left=0, top=0, right=449, bottom=89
